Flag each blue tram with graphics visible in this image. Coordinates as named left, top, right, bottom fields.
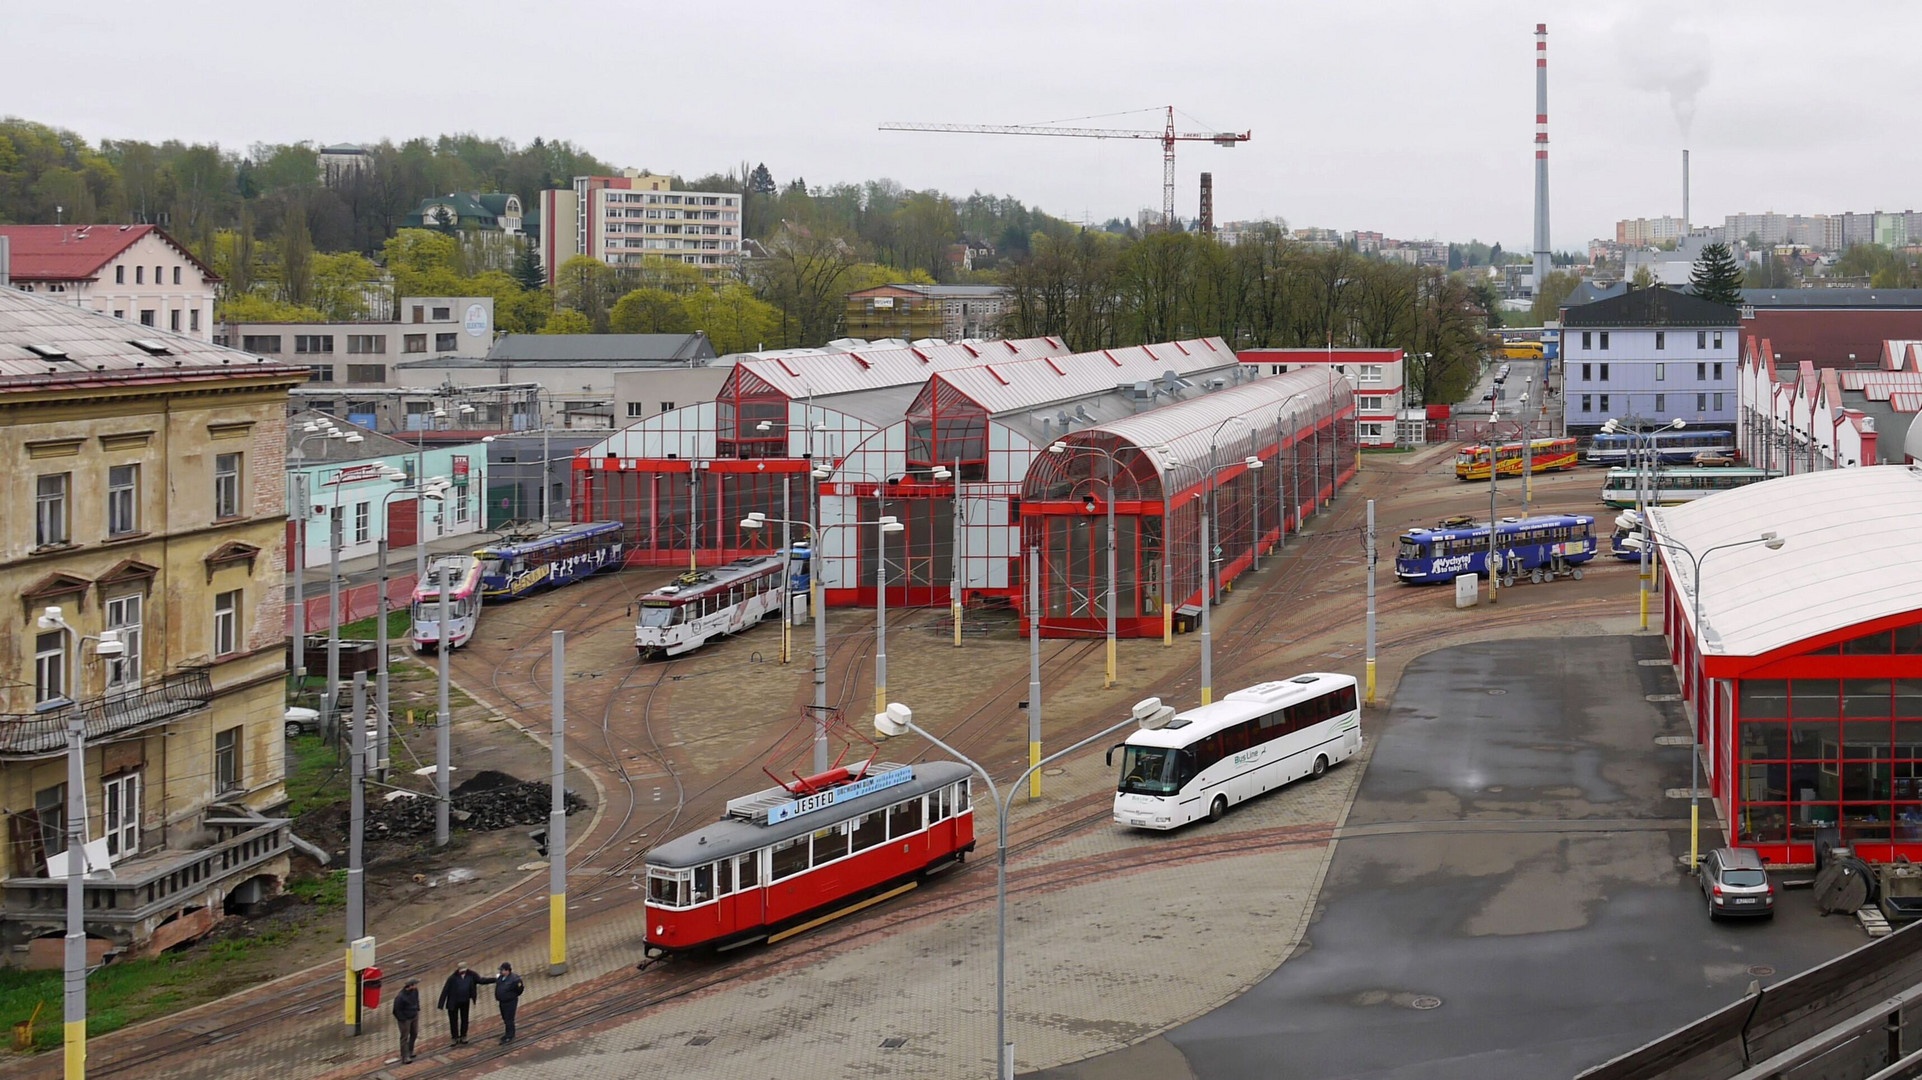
left=1395, top=513, right=1597, bottom=585
left=476, top=520, right=625, bottom=599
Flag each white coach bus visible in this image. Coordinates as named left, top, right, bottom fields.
left=1109, top=674, right=1362, bottom=830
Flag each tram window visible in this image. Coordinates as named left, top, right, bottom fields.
left=771, top=836, right=809, bottom=879
left=956, top=780, right=970, bottom=812
left=851, top=811, right=886, bottom=852
left=692, top=863, right=714, bottom=903
left=648, top=869, right=688, bottom=907
left=716, top=859, right=734, bottom=895
left=812, top=825, right=849, bottom=865
left=736, top=852, right=760, bottom=889
left=889, top=797, right=923, bottom=838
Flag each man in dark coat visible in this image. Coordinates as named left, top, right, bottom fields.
left=437, top=961, right=483, bottom=1046
left=477, top=962, right=526, bottom=1043
left=392, top=978, right=422, bottom=1064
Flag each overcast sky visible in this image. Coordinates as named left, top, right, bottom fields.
left=13, top=1, right=1918, bottom=251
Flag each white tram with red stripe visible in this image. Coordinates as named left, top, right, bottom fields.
left=643, top=760, right=975, bottom=956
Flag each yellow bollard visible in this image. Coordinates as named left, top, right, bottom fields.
left=1029, top=741, right=1041, bottom=798
left=549, top=893, right=567, bottom=971
left=1365, top=658, right=1377, bottom=706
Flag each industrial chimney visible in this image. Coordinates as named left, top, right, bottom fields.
left=1682, top=149, right=1691, bottom=238
left=1532, top=23, right=1551, bottom=295
left=1199, top=172, right=1215, bottom=235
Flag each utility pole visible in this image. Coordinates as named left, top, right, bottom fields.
left=548, top=631, right=568, bottom=975
left=291, top=473, right=307, bottom=686
left=1027, top=544, right=1042, bottom=799
left=780, top=475, right=792, bottom=665
left=62, top=706, right=85, bottom=1079
left=375, top=539, right=390, bottom=780
left=344, top=673, right=367, bottom=1034
left=435, top=584, right=451, bottom=847
left=952, top=458, right=964, bottom=649
left=327, top=509, right=342, bottom=741
left=1365, top=499, right=1377, bottom=705
left=1487, top=407, right=1500, bottom=604
left=1200, top=510, right=1214, bottom=704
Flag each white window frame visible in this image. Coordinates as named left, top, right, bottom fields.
left=214, top=727, right=241, bottom=792
left=215, top=452, right=243, bottom=519
left=354, top=501, right=371, bottom=544
left=214, top=589, right=241, bottom=657
left=36, top=473, right=69, bottom=547
left=108, top=463, right=139, bottom=536
left=34, top=631, right=67, bottom=705
left=103, top=772, right=141, bottom=859
left=105, top=593, right=142, bottom=692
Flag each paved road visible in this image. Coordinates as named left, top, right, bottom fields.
left=1037, top=635, right=1864, bottom=1080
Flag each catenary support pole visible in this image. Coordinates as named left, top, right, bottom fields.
left=874, top=537, right=888, bottom=720
left=953, top=458, right=964, bottom=649
left=1365, top=499, right=1377, bottom=705
left=1105, top=460, right=1117, bottom=690
left=375, top=539, right=390, bottom=780
left=811, top=471, right=828, bottom=775
left=1027, top=544, right=1043, bottom=798
left=292, top=475, right=307, bottom=685
left=345, top=673, right=367, bottom=1034
left=327, top=511, right=342, bottom=742
left=435, top=583, right=451, bottom=847
left=549, top=631, right=568, bottom=975
left=1488, top=417, right=1500, bottom=604
left=1200, top=510, right=1214, bottom=704
left=780, top=475, right=791, bottom=665
left=63, top=707, right=85, bottom=1079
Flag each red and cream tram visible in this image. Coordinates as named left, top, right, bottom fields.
left=643, top=760, right=975, bottom=956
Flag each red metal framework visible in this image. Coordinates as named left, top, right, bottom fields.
left=714, top=366, right=791, bottom=459
left=575, top=456, right=811, bottom=567
left=905, top=379, right=989, bottom=482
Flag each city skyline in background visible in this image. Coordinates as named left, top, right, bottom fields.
left=9, top=1, right=1922, bottom=251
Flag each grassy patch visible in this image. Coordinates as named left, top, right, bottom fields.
left=283, top=734, right=345, bottom=817
left=336, top=609, right=412, bottom=642
left=1361, top=446, right=1417, bottom=455
left=287, top=869, right=346, bottom=911
left=0, top=938, right=288, bottom=1051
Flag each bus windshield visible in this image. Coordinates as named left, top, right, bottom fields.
left=1117, top=745, right=1187, bottom=796
left=638, top=604, right=679, bottom=627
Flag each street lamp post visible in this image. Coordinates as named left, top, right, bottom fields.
left=321, top=430, right=366, bottom=743
left=1625, top=529, right=1785, bottom=869
left=291, top=420, right=348, bottom=684
left=875, top=701, right=1149, bottom=1080
left=372, top=472, right=436, bottom=778
left=1603, top=414, right=1686, bottom=631
left=1156, top=443, right=1262, bottom=706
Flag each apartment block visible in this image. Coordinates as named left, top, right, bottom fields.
left=539, top=170, right=742, bottom=284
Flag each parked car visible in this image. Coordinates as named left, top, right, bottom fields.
left=284, top=706, right=321, bottom=738
left=1693, top=451, right=1735, bottom=467
left=1699, top=846, right=1774, bottom=918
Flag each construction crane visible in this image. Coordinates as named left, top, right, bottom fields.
left=878, top=106, right=1250, bottom=229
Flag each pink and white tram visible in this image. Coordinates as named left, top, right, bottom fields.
left=642, top=761, right=975, bottom=956
left=410, top=554, right=483, bottom=652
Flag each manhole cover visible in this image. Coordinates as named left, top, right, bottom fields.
left=1411, top=995, right=1443, bottom=1010
left=1748, top=965, right=1775, bottom=977
left=1486, top=689, right=1507, bottom=696
left=686, top=1035, right=714, bottom=1047
left=881, top=1037, right=908, bottom=1049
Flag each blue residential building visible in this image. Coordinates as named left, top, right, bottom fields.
left=1560, top=287, right=1742, bottom=437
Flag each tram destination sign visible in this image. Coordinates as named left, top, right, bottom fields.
left=766, top=765, right=915, bottom=824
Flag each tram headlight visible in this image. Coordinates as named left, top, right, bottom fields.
left=654, top=924, right=665, bottom=936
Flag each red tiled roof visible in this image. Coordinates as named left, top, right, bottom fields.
left=0, top=224, right=219, bottom=283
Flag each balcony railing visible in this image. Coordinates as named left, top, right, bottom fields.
left=2, top=820, right=290, bottom=928
left=0, top=668, right=213, bottom=756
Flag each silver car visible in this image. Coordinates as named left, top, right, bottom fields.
left=1699, top=847, right=1774, bottom=919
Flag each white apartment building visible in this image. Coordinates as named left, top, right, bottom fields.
left=218, top=297, right=495, bottom=419
left=540, top=170, right=742, bottom=283
left=0, top=225, right=219, bottom=341
left=1236, top=348, right=1407, bottom=447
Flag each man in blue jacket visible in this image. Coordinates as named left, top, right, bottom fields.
left=477, top=962, right=525, bottom=1044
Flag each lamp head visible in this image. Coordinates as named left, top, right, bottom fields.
left=459, top=404, right=476, bottom=414
left=1765, top=537, right=1785, bottom=550
left=1670, top=418, right=1687, bottom=429
left=755, top=420, right=773, bottom=432
left=930, top=466, right=953, bottom=480
left=810, top=468, right=832, bottom=480
left=1621, top=534, right=1646, bottom=551
left=1244, top=456, right=1263, bottom=469
left=344, top=433, right=364, bottom=444
left=877, top=515, right=898, bottom=526
left=94, top=630, right=125, bottom=658
left=881, top=521, right=905, bottom=534
left=36, top=606, right=66, bottom=631
left=432, top=407, right=447, bottom=419
left=745, top=512, right=767, bottom=524
left=481, top=435, right=496, bottom=443
left=874, top=702, right=912, bottom=738
left=738, top=517, right=763, bottom=529
left=1047, top=443, right=1066, bottom=454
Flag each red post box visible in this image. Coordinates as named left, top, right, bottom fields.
left=361, top=966, right=383, bottom=1009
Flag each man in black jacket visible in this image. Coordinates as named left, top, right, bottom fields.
left=392, top=978, right=422, bottom=1064
left=437, top=962, right=482, bottom=1046
left=477, top=962, right=525, bottom=1044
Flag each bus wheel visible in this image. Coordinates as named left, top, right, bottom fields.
left=1312, top=755, right=1328, bottom=779
left=1208, top=795, right=1227, bottom=823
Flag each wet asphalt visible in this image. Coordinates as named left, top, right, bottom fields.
left=1035, top=636, right=1865, bottom=1080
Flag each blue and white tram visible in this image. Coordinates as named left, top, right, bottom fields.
left=476, top=521, right=625, bottom=600
left=1395, top=513, right=1596, bottom=584
left=635, top=549, right=811, bottom=658
left=1584, top=429, right=1735, bottom=466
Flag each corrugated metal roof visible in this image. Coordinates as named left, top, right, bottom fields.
left=729, top=336, right=1069, bottom=400
left=1892, top=392, right=1922, bottom=413
left=934, top=338, right=1235, bottom=416
left=0, top=286, right=306, bottom=390
left=1741, top=289, right=1922, bottom=310
left=1061, top=367, right=1352, bottom=489
left=1648, top=467, right=1922, bottom=658
left=486, top=333, right=718, bottom=363
left=0, top=224, right=218, bottom=283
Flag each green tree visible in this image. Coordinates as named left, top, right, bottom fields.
left=553, top=255, right=616, bottom=330
left=1527, top=269, right=1581, bottom=326
left=748, top=163, right=776, bottom=196
left=511, top=244, right=545, bottom=291
left=609, top=288, right=692, bottom=334
left=1689, top=242, right=1745, bottom=306
left=279, top=201, right=314, bottom=305
left=216, top=293, right=325, bottom=323
left=540, top=309, right=592, bottom=334
left=1629, top=264, right=1656, bottom=289
left=683, top=283, right=780, bottom=355
left=310, top=251, right=378, bottom=320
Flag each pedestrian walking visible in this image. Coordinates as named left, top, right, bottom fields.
left=393, top=978, right=422, bottom=1064
left=477, top=962, right=526, bottom=1044
left=437, top=961, right=482, bottom=1046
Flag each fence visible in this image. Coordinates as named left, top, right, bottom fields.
left=287, top=574, right=418, bottom=636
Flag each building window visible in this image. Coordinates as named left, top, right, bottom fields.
left=1600, top=394, right=1610, bottom=412
left=1697, top=393, right=1708, bottom=411
left=139, top=310, right=155, bottom=327
left=1581, top=331, right=1591, bottom=350
left=1714, top=331, right=1724, bottom=349
left=295, top=334, right=334, bottom=354
left=1654, top=393, right=1666, bottom=412
left=432, top=306, right=451, bottom=321
left=154, top=266, right=162, bottom=283
left=113, top=310, right=124, bottom=320
left=347, top=335, right=385, bottom=354
left=1580, top=363, right=1590, bottom=381
left=105, top=593, right=141, bottom=692
left=213, top=589, right=241, bottom=657
left=1581, top=394, right=1592, bottom=413
left=242, top=334, right=282, bottom=353
left=660, top=401, right=675, bottom=413
left=1655, top=363, right=1665, bottom=381
left=190, top=309, right=201, bottom=332
left=411, top=306, right=425, bottom=323
left=627, top=402, right=646, bottom=418
left=1655, top=331, right=1665, bottom=350
left=115, top=265, right=125, bottom=284
left=35, top=473, right=69, bottom=547
left=1599, top=364, right=1609, bottom=381
left=1696, top=362, right=1706, bottom=380
left=214, top=727, right=241, bottom=791
left=1715, top=392, right=1725, bottom=410
left=1358, top=364, right=1383, bottom=383
left=170, top=310, right=181, bottom=332
left=308, top=365, right=335, bottom=383
left=455, top=486, right=471, bottom=524
left=172, top=266, right=181, bottom=285
left=345, top=364, right=386, bottom=384
left=354, top=501, right=370, bottom=543
left=34, top=632, right=67, bottom=705
left=103, top=772, right=140, bottom=859
left=1713, top=362, right=1724, bottom=380
left=215, top=452, right=243, bottom=519
left=435, top=332, right=457, bottom=351
left=404, top=334, right=427, bottom=353
left=1599, top=332, right=1610, bottom=350
left=1697, top=331, right=1707, bottom=349
left=135, top=266, right=144, bottom=285
left=108, top=463, right=139, bottom=536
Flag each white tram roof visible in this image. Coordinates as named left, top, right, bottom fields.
left=644, top=760, right=973, bottom=868
left=1647, top=466, right=1922, bottom=658
left=1126, top=674, right=1357, bottom=749
left=641, top=553, right=788, bottom=600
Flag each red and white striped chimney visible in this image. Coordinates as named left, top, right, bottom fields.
left=1532, top=23, right=1551, bottom=294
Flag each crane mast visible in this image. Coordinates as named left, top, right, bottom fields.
left=879, top=106, right=1249, bottom=229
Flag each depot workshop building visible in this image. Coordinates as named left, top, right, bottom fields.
left=1650, top=465, right=1922, bottom=865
